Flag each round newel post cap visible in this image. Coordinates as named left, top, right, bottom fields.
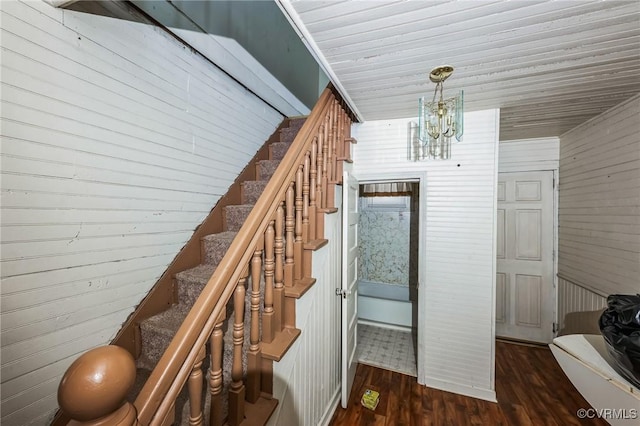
left=58, top=345, right=136, bottom=421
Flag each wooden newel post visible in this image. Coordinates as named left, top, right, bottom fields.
left=58, top=345, right=138, bottom=426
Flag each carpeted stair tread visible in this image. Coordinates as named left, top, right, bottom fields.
left=141, top=304, right=189, bottom=335
left=202, top=231, right=237, bottom=266
left=175, top=263, right=217, bottom=310
left=287, top=117, right=306, bottom=131
left=280, top=126, right=304, bottom=143
left=241, top=180, right=269, bottom=204
left=269, top=141, right=291, bottom=161
left=224, top=204, right=255, bottom=232
left=175, top=263, right=217, bottom=283
left=138, top=304, right=191, bottom=370
left=256, top=160, right=280, bottom=181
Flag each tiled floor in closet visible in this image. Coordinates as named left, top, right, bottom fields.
left=356, top=323, right=417, bottom=377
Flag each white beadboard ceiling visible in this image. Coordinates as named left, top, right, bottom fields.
left=282, top=0, right=640, bottom=141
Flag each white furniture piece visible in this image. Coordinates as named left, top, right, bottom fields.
left=550, top=334, right=640, bottom=425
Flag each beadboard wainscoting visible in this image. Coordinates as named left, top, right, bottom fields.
left=0, top=1, right=287, bottom=424
left=351, top=110, right=500, bottom=402
left=557, top=277, right=608, bottom=334
left=269, top=190, right=343, bottom=426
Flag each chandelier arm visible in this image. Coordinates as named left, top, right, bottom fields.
left=431, top=81, right=440, bottom=104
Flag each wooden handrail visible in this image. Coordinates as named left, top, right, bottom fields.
left=134, top=87, right=340, bottom=424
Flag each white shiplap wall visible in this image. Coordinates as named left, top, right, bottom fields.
left=269, top=190, right=342, bottom=426
left=0, top=1, right=283, bottom=424
left=352, top=110, right=499, bottom=401
left=499, top=137, right=559, bottom=173
left=558, top=94, right=640, bottom=298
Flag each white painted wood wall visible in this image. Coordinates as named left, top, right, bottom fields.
left=0, top=1, right=284, bottom=424
left=269, top=190, right=343, bottom=426
left=351, top=110, right=500, bottom=401
left=558, top=95, right=640, bottom=298
left=499, top=137, right=560, bottom=173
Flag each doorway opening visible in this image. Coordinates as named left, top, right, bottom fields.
left=355, top=180, right=419, bottom=377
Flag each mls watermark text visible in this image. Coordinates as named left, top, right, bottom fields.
left=576, top=408, right=638, bottom=420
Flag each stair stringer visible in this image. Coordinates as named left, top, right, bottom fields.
left=111, top=119, right=292, bottom=358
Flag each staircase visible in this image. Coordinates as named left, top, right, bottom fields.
left=135, top=118, right=307, bottom=424
left=55, top=87, right=355, bottom=426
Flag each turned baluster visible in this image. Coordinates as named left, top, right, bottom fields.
left=284, top=184, right=295, bottom=328
left=302, top=151, right=310, bottom=244
left=209, top=318, right=224, bottom=426
left=316, top=127, right=326, bottom=239
left=187, top=345, right=206, bottom=426
left=274, top=203, right=285, bottom=332
left=309, top=137, right=318, bottom=241
left=329, top=100, right=338, bottom=183
left=263, top=220, right=275, bottom=343
left=326, top=106, right=334, bottom=188
left=57, top=346, right=139, bottom=425
left=335, top=109, right=346, bottom=183
left=247, top=246, right=262, bottom=402
left=294, top=165, right=304, bottom=281
left=321, top=116, right=330, bottom=210
left=228, top=275, right=246, bottom=426
left=326, top=100, right=338, bottom=208
left=317, top=125, right=325, bottom=206
left=247, top=239, right=263, bottom=403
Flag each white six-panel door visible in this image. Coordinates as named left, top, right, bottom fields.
left=496, top=171, right=554, bottom=343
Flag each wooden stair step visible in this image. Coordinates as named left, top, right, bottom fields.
left=319, top=207, right=339, bottom=214
left=261, top=327, right=301, bottom=362
left=239, top=395, right=279, bottom=426
left=337, top=156, right=353, bottom=163
left=304, top=238, right=328, bottom=251
left=285, top=277, right=316, bottom=299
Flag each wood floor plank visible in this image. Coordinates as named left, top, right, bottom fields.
left=329, top=340, right=609, bottom=426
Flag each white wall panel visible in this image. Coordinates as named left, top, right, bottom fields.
left=269, top=191, right=342, bottom=426
left=499, top=137, right=560, bottom=173
left=558, top=95, right=640, bottom=297
left=0, top=1, right=283, bottom=424
left=351, top=110, right=499, bottom=401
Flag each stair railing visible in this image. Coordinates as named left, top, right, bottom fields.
left=57, top=86, right=354, bottom=425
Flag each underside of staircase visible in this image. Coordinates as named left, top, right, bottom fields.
left=130, top=117, right=313, bottom=425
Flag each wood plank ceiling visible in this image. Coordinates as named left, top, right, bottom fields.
left=284, top=0, right=640, bottom=141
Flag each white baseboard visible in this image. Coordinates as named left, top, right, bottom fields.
left=358, top=318, right=413, bottom=333
left=424, top=376, right=497, bottom=403
left=318, top=386, right=341, bottom=426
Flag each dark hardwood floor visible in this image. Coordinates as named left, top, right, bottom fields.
left=329, top=340, right=608, bottom=425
